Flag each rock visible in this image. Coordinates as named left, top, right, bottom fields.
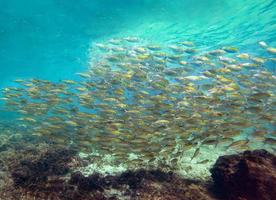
left=210, top=149, right=276, bottom=200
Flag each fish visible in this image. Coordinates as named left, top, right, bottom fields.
left=124, top=37, right=139, bottom=42
left=179, top=41, right=194, bottom=47
left=18, top=117, right=37, bottom=123
left=267, top=47, right=276, bottom=54
left=191, top=147, right=200, bottom=160
left=153, top=119, right=170, bottom=124
left=13, top=79, right=25, bottom=83
left=236, top=53, right=250, bottom=59
left=1, top=36, right=275, bottom=171
left=184, top=48, right=197, bottom=54
left=258, top=41, right=268, bottom=48
left=251, top=57, right=266, bottom=64
left=147, top=45, right=162, bottom=51
left=208, top=49, right=226, bottom=56
left=109, top=38, right=121, bottom=45
left=95, top=43, right=109, bottom=51
left=168, top=45, right=185, bottom=53
left=226, top=139, right=250, bottom=149
left=184, top=75, right=206, bottom=81
left=222, top=46, right=239, bottom=53
left=134, top=47, right=148, bottom=54
left=76, top=73, right=91, bottom=79
left=219, top=56, right=236, bottom=64
left=196, top=159, right=210, bottom=164
left=179, top=60, right=188, bottom=65
left=264, top=137, right=276, bottom=145
left=201, top=137, right=218, bottom=146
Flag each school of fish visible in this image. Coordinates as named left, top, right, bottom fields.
left=1, top=37, right=275, bottom=169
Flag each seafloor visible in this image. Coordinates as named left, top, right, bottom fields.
left=0, top=126, right=275, bottom=200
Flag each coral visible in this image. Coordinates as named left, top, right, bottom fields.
left=210, top=149, right=276, bottom=200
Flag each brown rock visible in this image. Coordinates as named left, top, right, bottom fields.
left=210, top=149, right=276, bottom=200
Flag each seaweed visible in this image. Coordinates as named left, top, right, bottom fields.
left=68, top=168, right=174, bottom=191
left=69, top=171, right=105, bottom=191
left=11, top=148, right=76, bottom=188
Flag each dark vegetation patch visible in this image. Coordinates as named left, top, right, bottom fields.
left=69, top=169, right=176, bottom=191
left=11, top=148, right=76, bottom=188
left=13, top=168, right=213, bottom=200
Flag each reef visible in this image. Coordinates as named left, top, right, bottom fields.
left=210, top=149, right=276, bottom=200
left=9, top=165, right=216, bottom=199
left=0, top=148, right=275, bottom=200
left=2, top=146, right=216, bottom=200
left=0, top=145, right=81, bottom=200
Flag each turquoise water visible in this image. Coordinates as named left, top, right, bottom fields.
left=0, top=0, right=275, bottom=88
left=0, top=0, right=275, bottom=173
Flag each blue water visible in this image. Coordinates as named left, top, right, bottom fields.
left=0, top=0, right=275, bottom=182
left=1, top=0, right=276, bottom=85
left=0, top=0, right=275, bottom=119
